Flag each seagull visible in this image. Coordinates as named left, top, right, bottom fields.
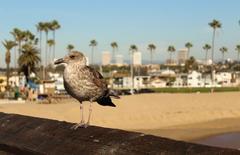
left=54, top=51, right=120, bottom=129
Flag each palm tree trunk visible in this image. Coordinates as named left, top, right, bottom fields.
left=211, top=28, right=216, bottom=85
left=43, top=32, right=48, bottom=80
left=48, top=46, right=51, bottom=65
left=170, top=52, right=172, bottom=64
left=211, top=29, right=215, bottom=62
left=187, top=48, right=190, bottom=59
left=39, top=31, right=44, bottom=80
left=45, top=33, right=48, bottom=67
left=205, top=50, right=208, bottom=63
left=222, top=52, right=224, bottom=62
left=91, top=47, right=94, bottom=64
left=130, top=52, right=134, bottom=94
left=53, top=31, right=55, bottom=59
left=14, top=46, right=17, bottom=69
left=18, top=41, right=21, bottom=67
left=27, top=65, right=31, bottom=82
left=150, top=50, right=153, bottom=65
left=39, top=31, right=42, bottom=65
left=6, top=63, right=10, bottom=90
left=112, top=48, right=115, bottom=64
left=238, top=52, right=240, bottom=63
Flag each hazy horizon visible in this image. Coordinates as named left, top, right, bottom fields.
left=0, top=0, right=240, bottom=66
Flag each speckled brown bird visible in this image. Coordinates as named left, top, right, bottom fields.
left=54, top=51, right=120, bottom=129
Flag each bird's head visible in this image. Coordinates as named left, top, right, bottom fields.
left=54, top=51, right=87, bottom=66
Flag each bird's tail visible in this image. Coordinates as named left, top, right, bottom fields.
left=97, top=96, right=116, bottom=107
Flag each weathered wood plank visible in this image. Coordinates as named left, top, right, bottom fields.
left=0, top=112, right=239, bottom=155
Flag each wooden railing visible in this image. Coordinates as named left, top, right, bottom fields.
left=0, top=112, right=239, bottom=155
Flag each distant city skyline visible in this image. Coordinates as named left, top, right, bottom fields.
left=0, top=0, right=240, bottom=66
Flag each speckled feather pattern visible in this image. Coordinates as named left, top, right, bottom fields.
left=64, top=63, right=108, bottom=103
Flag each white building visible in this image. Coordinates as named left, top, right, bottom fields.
left=102, top=51, right=111, bottom=65
left=178, top=48, right=188, bottom=65
left=85, top=56, right=89, bottom=66
left=48, top=72, right=65, bottom=93
left=215, top=72, right=232, bottom=87
left=187, top=71, right=204, bottom=87
left=115, top=54, right=124, bottom=66
left=9, top=76, right=26, bottom=88
left=150, top=79, right=167, bottom=88
left=55, top=77, right=65, bottom=93
left=113, top=76, right=150, bottom=89
left=148, top=69, right=176, bottom=77
left=173, top=77, right=184, bottom=87
left=133, top=52, right=142, bottom=65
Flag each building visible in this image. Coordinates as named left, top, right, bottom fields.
left=148, top=69, right=176, bottom=77
left=133, top=52, right=142, bottom=65
left=85, top=56, right=89, bottom=66
left=215, top=72, right=232, bottom=87
left=102, top=51, right=111, bottom=65
left=0, top=73, right=26, bottom=92
left=178, top=48, right=188, bottom=65
left=0, top=75, right=6, bottom=92
left=165, top=59, right=177, bottom=66
left=187, top=71, right=204, bottom=87
left=48, top=72, right=65, bottom=93
left=150, top=79, right=167, bottom=88
left=40, top=80, right=56, bottom=95
left=115, top=54, right=124, bottom=66
left=173, top=74, right=188, bottom=87
left=113, top=76, right=150, bottom=89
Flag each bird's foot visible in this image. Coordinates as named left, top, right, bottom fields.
left=84, top=122, right=90, bottom=128
left=71, top=122, right=85, bottom=130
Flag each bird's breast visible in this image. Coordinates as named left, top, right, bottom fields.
left=63, top=65, right=100, bottom=101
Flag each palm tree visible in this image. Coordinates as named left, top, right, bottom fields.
left=219, top=46, right=228, bottom=62
left=147, top=44, right=156, bottom=65
left=203, top=44, right=211, bottom=63
left=167, top=45, right=176, bottom=64
left=110, top=42, right=118, bottom=64
left=235, top=45, right=240, bottom=62
left=36, top=22, right=45, bottom=65
left=10, top=29, right=18, bottom=69
left=24, top=30, right=35, bottom=43
left=185, top=42, right=193, bottom=59
left=47, top=39, right=55, bottom=64
left=209, top=19, right=221, bottom=62
left=2, top=40, right=17, bottom=89
left=129, top=45, right=138, bottom=94
left=89, top=40, right=98, bottom=64
left=67, top=44, right=74, bottom=53
left=209, top=19, right=221, bottom=85
left=43, top=22, right=50, bottom=67
left=185, top=56, right=197, bottom=73
left=49, top=20, right=60, bottom=60
left=11, top=28, right=26, bottom=67
left=18, top=44, right=41, bottom=82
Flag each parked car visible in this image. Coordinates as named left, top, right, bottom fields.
left=137, top=89, right=155, bottom=94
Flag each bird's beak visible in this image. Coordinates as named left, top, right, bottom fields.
left=54, top=58, right=64, bottom=65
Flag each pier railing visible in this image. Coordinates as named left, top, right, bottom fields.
left=0, top=112, right=239, bottom=155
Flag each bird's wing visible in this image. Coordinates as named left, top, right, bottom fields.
left=85, top=66, right=108, bottom=90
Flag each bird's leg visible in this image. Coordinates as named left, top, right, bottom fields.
left=71, top=104, right=85, bottom=130
left=85, top=101, right=93, bottom=128
left=80, top=104, right=85, bottom=124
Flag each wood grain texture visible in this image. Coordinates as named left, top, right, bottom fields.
left=0, top=112, right=239, bottom=155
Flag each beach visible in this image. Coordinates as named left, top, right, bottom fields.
left=0, top=92, right=240, bottom=142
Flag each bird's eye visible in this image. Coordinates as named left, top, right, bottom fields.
left=70, top=55, right=75, bottom=59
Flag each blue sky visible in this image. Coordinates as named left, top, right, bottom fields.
left=0, top=0, right=240, bottom=66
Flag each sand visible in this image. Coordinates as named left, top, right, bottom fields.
left=0, top=92, right=240, bottom=141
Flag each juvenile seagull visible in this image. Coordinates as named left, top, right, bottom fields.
left=54, top=51, right=119, bottom=129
